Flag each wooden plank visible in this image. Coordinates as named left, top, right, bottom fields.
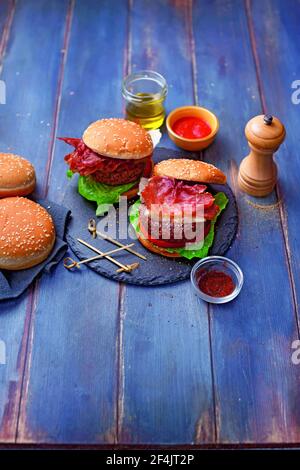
left=119, top=0, right=215, bottom=445
left=0, top=0, right=17, bottom=440
left=128, top=0, right=195, bottom=149
left=248, top=0, right=300, bottom=332
left=192, top=0, right=300, bottom=443
left=0, top=1, right=14, bottom=61
left=2, top=0, right=297, bottom=447
left=0, top=0, right=69, bottom=442
left=16, top=0, right=128, bottom=444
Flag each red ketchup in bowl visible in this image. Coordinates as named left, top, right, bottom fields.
left=172, top=116, right=212, bottom=139
left=197, top=270, right=235, bottom=298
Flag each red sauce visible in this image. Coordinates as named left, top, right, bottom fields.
left=172, top=116, right=212, bottom=139
left=197, top=270, right=235, bottom=297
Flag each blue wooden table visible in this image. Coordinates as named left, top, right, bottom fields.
left=0, top=0, right=299, bottom=447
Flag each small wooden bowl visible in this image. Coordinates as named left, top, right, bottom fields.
left=166, top=105, right=219, bottom=151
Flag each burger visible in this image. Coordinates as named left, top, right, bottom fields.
left=61, top=118, right=155, bottom=215
left=130, top=159, right=228, bottom=259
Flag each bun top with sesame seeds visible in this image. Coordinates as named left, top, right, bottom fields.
left=82, top=118, right=153, bottom=160
left=0, top=153, right=36, bottom=197
left=0, top=197, right=55, bottom=271
left=153, top=158, right=226, bottom=184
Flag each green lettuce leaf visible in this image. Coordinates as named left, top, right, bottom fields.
left=129, top=192, right=228, bottom=260
left=66, top=169, right=74, bottom=179
left=78, top=175, right=137, bottom=216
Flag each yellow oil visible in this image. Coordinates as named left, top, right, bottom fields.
left=125, top=92, right=166, bottom=130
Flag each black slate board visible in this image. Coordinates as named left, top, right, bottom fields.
left=63, top=148, right=238, bottom=286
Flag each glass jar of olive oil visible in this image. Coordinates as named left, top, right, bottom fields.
left=122, top=70, right=167, bottom=130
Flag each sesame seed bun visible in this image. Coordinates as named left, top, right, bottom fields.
left=0, top=153, right=36, bottom=198
left=0, top=197, right=56, bottom=270
left=82, top=118, right=153, bottom=160
left=137, top=234, right=182, bottom=258
left=153, top=159, right=226, bottom=184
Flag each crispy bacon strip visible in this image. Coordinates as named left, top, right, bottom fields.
left=141, top=175, right=218, bottom=218
left=60, top=137, right=151, bottom=185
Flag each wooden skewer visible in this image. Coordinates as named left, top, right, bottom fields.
left=116, top=262, right=140, bottom=273
left=64, top=243, right=135, bottom=270
left=88, top=219, right=147, bottom=261
left=77, top=238, right=134, bottom=273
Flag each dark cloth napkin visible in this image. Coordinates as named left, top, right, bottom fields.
left=0, top=198, right=71, bottom=301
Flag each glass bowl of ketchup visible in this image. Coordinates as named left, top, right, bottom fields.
left=166, top=105, right=219, bottom=151
left=190, top=256, right=244, bottom=304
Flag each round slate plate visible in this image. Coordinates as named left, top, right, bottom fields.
left=64, top=148, right=238, bottom=286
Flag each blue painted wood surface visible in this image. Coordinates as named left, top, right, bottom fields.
left=0, top=0, right=299, bottom=445
left=192, top=0, right=300, bottom=443
left=120, top=0, right=214, bottom=445
left=0, top=0, right=69, bottom=442
left=250, top=0, right=300, bottom=335
left=16, top=0, right=127, bottom=444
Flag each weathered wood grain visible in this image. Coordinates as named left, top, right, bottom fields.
left=0, top=1, right=15, bottom=63
left=0, top=0, right=299, bottom=447
left=16, top=0, right=128, bottom=444
left=248, top=0, right=300, bottom=332
left=0, top=0, right=18, bottom=440
left=192, top=0, right=300, bottom=443
left=119, top=0, right=215, bottom=445
left=0, top=0, right=69, bottom=442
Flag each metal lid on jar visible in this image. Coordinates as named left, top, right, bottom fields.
left=245, top=114, right=286, bottom=150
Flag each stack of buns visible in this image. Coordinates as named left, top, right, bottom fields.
left=0, top=153, right=55, bottom=271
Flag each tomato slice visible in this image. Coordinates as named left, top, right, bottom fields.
left=139, top=221, right=186, bottom=247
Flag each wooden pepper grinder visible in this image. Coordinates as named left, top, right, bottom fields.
left=238, top=114, right=286, bottom=197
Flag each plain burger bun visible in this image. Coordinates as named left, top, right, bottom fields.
left=0, top=153, right=36, bottom=197
left=153, top=158, right=226, bottom=184
left=0, top=197, right=56, bottom=270
left=137, top=234, right=182, bottom=258
left=82, top=118, right=153, bottom=160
